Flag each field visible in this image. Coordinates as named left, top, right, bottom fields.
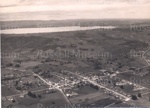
left=80, top=97, right=118, bottom=107
left=117, top=72, right=150, bottom=89
left=1, top=69, right=14, bottom=75
left=70, top=91, right=110, bottom=105
left=2, top=90, right=69, bottom=108
left=1, top=19, right=150, bottom=107
left=2, top=86, right=18, bottom=97
left=75, top=85, right=98, bottom=95
left=2, top=26, right=149, bottom=71
left=20, top=61, right=42, bottom=69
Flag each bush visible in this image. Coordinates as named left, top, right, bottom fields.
left=90, top=84, right=99, bottom=90
left=52, top=102, right=55, bottom=104
left=6, top=63, right=13, bottom=67
left=15, top=64, right=20, bottom=67
left=138, top=93, right=142, bottom=97
left=120, top=85, right=124, bottom=89
left=131, top=95, right=138, bottom=100
left=27, top=91, right=37, bottom=98
left=37, top=94, right=42, bottom=98
left=12, top=99, right=16, bottom=103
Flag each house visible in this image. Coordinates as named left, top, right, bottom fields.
left=66, top=92, right=78, bottom=97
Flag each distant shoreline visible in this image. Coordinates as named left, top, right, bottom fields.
left=1, top=26, right=116, bottom=34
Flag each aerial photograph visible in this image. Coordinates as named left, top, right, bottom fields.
left=0, top=0, right=150, bottom=108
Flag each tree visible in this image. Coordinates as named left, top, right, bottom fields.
left=27, top=91, right=37, bottom=98
left=37, top=94, right=42, bottom=98
left=6, top=63, right=13, bottom=67
left=131, top=95, right=138, bottom=100
left=90, top=84, right=99, bottom=90
left=85, top=98, right=89, bottom=101
left=138, top=93, right=142, bottom=97
left=12, top=99, right=16, bottom=103
left=52, top=102, right=55, bottom=104
left=16, top=86, right=22, bottom=90
left=15, top=64, right=20, bottom=68
left=120, top=85, right=124, bottom=89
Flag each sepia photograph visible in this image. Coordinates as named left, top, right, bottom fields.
left=0, top=0, right=150, bottom=108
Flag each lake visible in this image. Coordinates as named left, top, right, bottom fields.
left=1, top=26, right=116, bottom=34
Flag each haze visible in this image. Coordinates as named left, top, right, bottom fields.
left=0, top=0, right=150, bottom=20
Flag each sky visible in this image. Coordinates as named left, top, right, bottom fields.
left=0, top=0, right=150, bottom=20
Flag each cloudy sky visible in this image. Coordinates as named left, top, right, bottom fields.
left=0, top=0, right=150, bottom=20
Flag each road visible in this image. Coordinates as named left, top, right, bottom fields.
left=3, top=68, right=73, bottom=107
left=142, top=92, right=150, bottom=96
left=3, top=88, right=51, bottom=98
left=64, top=70, right=130, bottom=101
left=104, top=102, right=116, bottom=108
left=51, top=72, right=73, bottom=83
left=142, top=47, right=150, bottom=65
left=32, top=72, right=73, bottom=107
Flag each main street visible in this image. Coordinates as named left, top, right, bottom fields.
left=63, top=70, right=131, bottom=101
left=3, top=68, right=73, bottom=107
left=31, top=71, right=73, bottom=107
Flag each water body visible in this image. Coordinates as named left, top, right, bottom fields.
left=1, top=26, right=116, bottom=34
